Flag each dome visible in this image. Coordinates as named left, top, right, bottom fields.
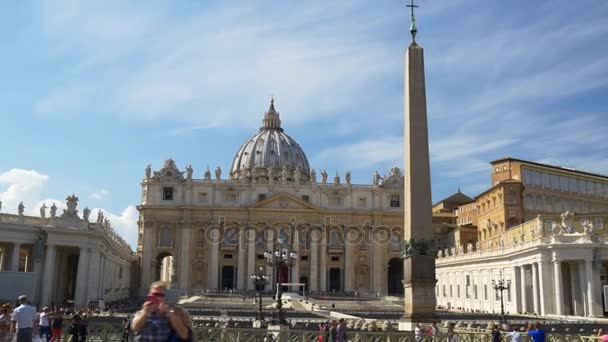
left=230, top=99, right=311, bottom=182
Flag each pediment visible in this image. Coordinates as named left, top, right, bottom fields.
left=253, top=193, right=317, bottom=210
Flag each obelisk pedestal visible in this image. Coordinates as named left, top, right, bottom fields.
left=398, top=40, right=439, bottom=331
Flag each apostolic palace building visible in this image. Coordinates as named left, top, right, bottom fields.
left=435, top=158, right=608, bottom=317
left=136, top=100, right=406, bottom=297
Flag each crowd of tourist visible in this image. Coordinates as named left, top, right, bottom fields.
left=0, top=295, right=92, bottom=342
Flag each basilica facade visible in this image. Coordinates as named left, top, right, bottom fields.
left=137, top=100, right=405, bottom=296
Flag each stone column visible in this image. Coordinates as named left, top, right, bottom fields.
left=246, top=228, right=256, bottom=290
left=179, top=223, right=192, bottom=292
left=554, top=261, right=564, bottom=315
left=140, top=221, right=155, bottom=295
left=585, top=258, right=602, bottom=317
left=10, top=243, right=21, bottom=271
left=538, top=260, right=550, bottom=315
left=237, top=227, right=247, bottom=290
left=401, top=36, right=438, bottom=330
left=309, top=230, right=319, bottom=292
left=266, top=229, right=275, bottom=292
left=87, top=249, right=101, bottom=300
left=519, top=266, right=527, bottom=313
left=531, top=263, right=540, bottom=314
left=291, top=230, right=300, bottom=287
left=319, top=230, right=327, bottom=292
left=74, top=247, right=90, bottom=306
left=372, top=234, right=384, bottom=294
left=578, top=261, right=588, bottom=316
left=208, top=228, right=219, bottom=289
left=41, top=244, right=56, bottom=306
left=344, top=229, right=355, bottom=292
left=512, top=266, right=521, bottom=313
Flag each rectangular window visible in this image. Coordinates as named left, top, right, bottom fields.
left=258, top=194, right=267, bottom=201
left=450, top=285, right=453, bottom=297
left=302, top=195, right=310, bottom=203
left=457, top=285, right=460, bottom=298
left=224, top=193, right=237, bottom=203
left=224, top=254, right=233, bottom=259
left=474, top=284, right=478, bottom=300
left=257, top=254, right=264, bottom=260
left=390, top=194, right=400, bottom=208
left=328, top=195, right=343, bottom=207
left=358, top=197, right=367, bottom=208
left=301, top=255, right=309, bottom=261
left=331, top=256, right=340, bottom=262
left=198, top=192, right=208, bottom=203
left=443, top=285, right=446, bottom=297
left=507, top=287, right=511, bottom=302
left=163, top=187, right=174, bottom=201
left=595, top=218, right=604, bottom=230
left=484, top=284, right=488, bottom=300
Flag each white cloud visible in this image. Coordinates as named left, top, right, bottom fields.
left=0, top=169, right=48, bottom=215
left=90, top=207, right=139, bottom=248
left=90, top=188, right=110, bottom=200
left=313, top=136, right=403, bottom=170
left=0, top=168, right=137, bottom=248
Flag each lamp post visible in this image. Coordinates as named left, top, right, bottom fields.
left=264, top=238, right=297, bottom=325
left=250, top=266, right=269, bottom=323
left=492, top=272, right=511, bottom=324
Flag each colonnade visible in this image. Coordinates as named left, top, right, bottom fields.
left=436, top=251, right=605, bottom=317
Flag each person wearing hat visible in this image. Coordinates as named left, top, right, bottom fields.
left=10, top=295, right=37, bottom=342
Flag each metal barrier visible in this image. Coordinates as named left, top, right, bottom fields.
left=57, top=324, right=602, bottom=342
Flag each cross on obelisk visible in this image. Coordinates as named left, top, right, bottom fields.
left=399, top=0, right=439, bottom=331
left=406, top=0, right=419, bottom=43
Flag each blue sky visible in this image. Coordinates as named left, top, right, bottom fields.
left=1, top=0, right=607, bottom=248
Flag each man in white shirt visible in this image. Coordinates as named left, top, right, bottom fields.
left=10, top=295, right=37, bottom=342
left=37, top=307, right=52, bottom=342
left=507, top=326, right=522, bottom=342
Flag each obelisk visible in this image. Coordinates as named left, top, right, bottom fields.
left=399, top=0, right=439, bottom=331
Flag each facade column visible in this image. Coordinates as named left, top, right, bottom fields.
left=512, top=266, right=521, bottom=313
left=585, top=258, right=602, bottom=317
left=531, top=263, right=540, bottom=314
left=343, top=229, right=355, bottom=292
left=74, top=247, right=90, bottom=306
left=265, top=229, right=275, bottom=292
left=246, top=228, right=256, bottom=290
left=179, top=224, right=192, bottom=293
left=291, top=229, right=300, bottom=287
left=41, top=244, right=56, bottom=306
left=140, top=221, right=155, bottom=295
left=10, top=243, right=21, bottom=271
left=372, top=233, right=384, bottom=295
left=578, top=261, right=588, bottom=316
left=237, top=226, right=246, bottom=290
left=519, top=266, right=528, bottom=313
left=538, top=260, right=550, bottom=315
left=208, top=229, right=219, bottom=289
left=309, top=229, right=319, bottom=292
left=87, top=249, right=101, bottom=300
left=554, top=260, right=564, bottom=315
left=319, top=229, right=327, bottom=292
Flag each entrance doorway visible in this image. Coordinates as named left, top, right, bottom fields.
left=155, top=252, right=174, bottom=286
left=387, top=258, right=404, bottom=296
left=299, top=277, right=309, bottom=295
left=329, top=268, right=342, bottom=292
left=221, top=266, right=235, bottom=289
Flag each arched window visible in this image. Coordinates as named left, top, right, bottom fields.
left=223, top=228, right=238, bottom=245
left=160, top=225, right=172, bottom=247
left=390, top=232, right=401, bottom=252
left=329, top=230, right=342, bottom=247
